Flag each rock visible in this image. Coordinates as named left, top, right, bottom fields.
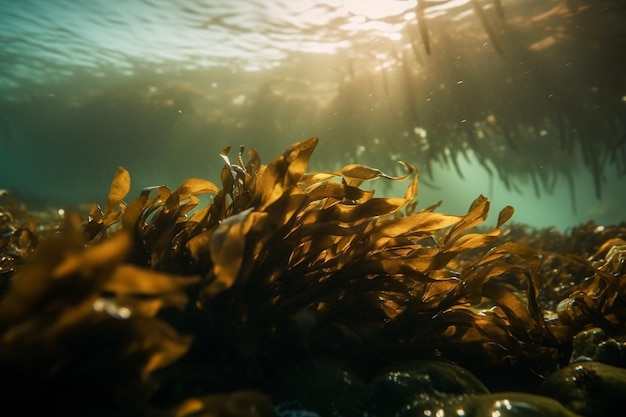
left=569, top=327, right=626, bottom=367
left=369, top=360, right=489, bottom=417
left=538, top=361, right=626, bottom=417
left=433, top=392, right=582, bottom=417
left=271, top=358, right=369, bottom=417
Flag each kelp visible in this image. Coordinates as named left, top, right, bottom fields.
left=0, top=138, right=625, bottom=414
left=0, top=214, right=197, bottom=415
left=0, top=191, right=48, bottom=294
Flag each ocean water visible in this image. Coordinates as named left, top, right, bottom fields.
left=0, top=0, right=624, bottom=230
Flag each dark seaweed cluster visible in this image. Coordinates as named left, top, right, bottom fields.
left=0, top=138, right=625, bottom=416
left=0, top=191, right=43, bottom=295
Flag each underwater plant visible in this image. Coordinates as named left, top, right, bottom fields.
left=0, top=138, right=625, bottom=415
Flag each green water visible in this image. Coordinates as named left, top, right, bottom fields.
left=0, top=0, right=624, bottom=230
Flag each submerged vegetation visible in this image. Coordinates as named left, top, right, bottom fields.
left=1, top=138, right=625, bottom=416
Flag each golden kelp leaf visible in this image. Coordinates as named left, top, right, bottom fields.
left=124, top=186, right=173, bottom=240
left=89, top=203, right=104, bottom=222
left=300, top=171, right=341, bottom=186
left=443, top=229, right=501, bottom=254
left=255, top=165, right=286, bottom=211
left=459, top=262, right=529, bottom=306
left=252, top=139, right=317, bottom=210
left=442, top=195, right=490, bottom=245
left=246, top=147, right=262, bottom=175
left=253, top=155, right=282, bottom=198
left=104, top=264, right=199, bottom=296
left=590, top=238, right=626, bottom=261
left=121, top=187, right=158, bottom=232
left=374, top=211, right=461, bottom=237
left=187, top=204, right=211, bottom=224
left=175, top=178, right=221, bottom=197
left=283, top=137, right=318, bottom=186
left=304, top=181, right=353, bottom=202
left=440, top=206, right=515, bottom=266
left=339, top=164, right=392, bottom=181
left=131, top=185, right=172, bottom=209
left=322, top=197, right=408, bottom=223
left=421, top=279, right=461, bottom=305
left=472, top=242, right=538, bottom=268
left=496, top=205, right=515, bottom=228
left=376, top=291, right=408, bottom=320
left=337, top=162, right=413, bottom=181
left=338, top=162, right=414, bottom=187
left=0, top=228, right=130, bottom=340
left=220, top=145, right=232, bottom=162
left=52, top=232, right=132, bottom=278
left=464, top=315, right=517, bottom=351
left=98, top=291, right=186, bottom=318
left=104, top=166, right=131, bottom=216
left=421, top=200, right=443, bottom=213
left=482, top=283, right=547, bottom=342
left=344, top=183, right=376, bottom=203
left=404, top=171, right=419, bottom=201
left=303, top=181, right=376, bottom=205
left=40, top=295, right=104, bottom=341
left=131, top=318, right=193, bottom=377
left=186, top=230, right=212, bottom=260
left=285, top=221, right=371, bottom=252
left=220, top=162, right=235, bottom=194
left=600, top=244, right=626, bottom=281
left=178, top=195, right=201, bottom=217
left=259, top=189, right=307, bottom=231
left=207, top=208, right=254, bottom=296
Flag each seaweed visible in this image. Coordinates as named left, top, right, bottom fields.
left=0, top=191, right=47, bottom=295
left=0, top=215, right=196, bottom=415
left=1, top=139, right=625, bottom=415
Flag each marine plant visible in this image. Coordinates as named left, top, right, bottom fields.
left=0, top=138, right=625, bottom=415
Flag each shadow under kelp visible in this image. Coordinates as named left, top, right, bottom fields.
left=1, top=138, right=625, bottom=415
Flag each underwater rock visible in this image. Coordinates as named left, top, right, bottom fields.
left=271, top=358, right=370, bottom=417
left=538, top=361, right=626, bottom=417
left=423, top=392, right=582, bottom=417
left=569, top=327, right=626, bottom=368
left=369, top=360, right=489, bottom=417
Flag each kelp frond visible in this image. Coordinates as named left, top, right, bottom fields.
left=1, top=138, right=625, bottom=414
left=0, top=214, right=196, bottom=415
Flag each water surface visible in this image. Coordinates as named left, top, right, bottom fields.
left=1, top=0, right=624, bottom=230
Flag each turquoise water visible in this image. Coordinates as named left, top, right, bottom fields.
left=0, top=0, right=624, bottom=230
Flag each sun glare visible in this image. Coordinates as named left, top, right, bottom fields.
left=342, top=0, right=415, bottom=19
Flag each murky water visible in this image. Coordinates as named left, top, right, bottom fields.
left=0, top=0, right=625, bottom=230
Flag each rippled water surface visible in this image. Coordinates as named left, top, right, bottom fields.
left=1, top=0, right=432, bottom=82
left=1, top=0, right=625, bottom=229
